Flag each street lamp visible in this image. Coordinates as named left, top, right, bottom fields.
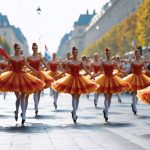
left=36, top=5, right=42, bottom=50
left=36, top=6, right=41, bottom=15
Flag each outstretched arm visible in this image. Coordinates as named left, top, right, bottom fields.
left=41, top=57, right=50, bottom=70
left=24, top=57, right=38, bottom=75
left=81, top=61, right=94, bottom=79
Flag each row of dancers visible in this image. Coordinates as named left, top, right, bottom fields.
left=0, top=43, right=150, bottom=125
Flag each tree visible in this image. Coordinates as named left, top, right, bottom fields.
left=81, top=0, right=150, bottom=58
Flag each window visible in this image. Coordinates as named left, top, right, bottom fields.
left=3, top=21, right=8, bottom=26
left=78, top=29, right=83, bottom=34
left=78, top=41, right=83, bottom=50
left=4, top=31, right=7, bottom=36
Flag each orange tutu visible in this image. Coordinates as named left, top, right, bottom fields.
left=0, top=71, right=45, bottom=93
left=113, top=69, right=124, bottom=78
left=137, top=87, right=150, bottom=104
left=80, top=70, right=86, bottom=76
left=47, top=70, right=63, bottom=80
left=143, top=70, right=150, bottom=77
left=123, top=73, right=150, bottom=92
left=95, top=74, right=130, bottom=94
left=30, top=70, right=54, bottom=88
left=51, top=74, right=98, bottom=94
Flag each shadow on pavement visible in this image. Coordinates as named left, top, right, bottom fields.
left=51, top=109, right=71, bottom=113
left=0, top=114, right=13, bottom=119
left=78, top=116, right=97, bottom=119
left=84, top=106, right=103, bottom=110
left=0, top=122, right=113, bottom=133
left=109, top=111, right=123, bottom=115
left=0, top=123, right=48, bottom=133
left=137, top=115, right=150, bottom=120
left=103, top=122, right=134, bottom=128
left=27, top=114, right=61, bottom=119
left=141, top=134, right=150, bottom=139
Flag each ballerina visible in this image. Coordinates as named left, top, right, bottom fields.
left=47, top=53, right=63, bottom=109
left=124, top=49, right=150, bottom=115
left=26, top=43, right=54, bottom=116
left=0, top=43, right=45, bottom=125
left=51, top=46, right=98, bottom=123
left=91, top=53, right=102, bottom=107
left=94, top=48, right=130, bottom=122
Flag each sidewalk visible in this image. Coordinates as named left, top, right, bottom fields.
left=0, top=92, right=150, bottom=150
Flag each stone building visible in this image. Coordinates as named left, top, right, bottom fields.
left=84, top=0, right=143, bottom=48
left=57, top=31, right=72, bottom=58
left=57, top=10, right=96, bottom=58
left=57, top=0, right=143, bottom=58
left=0, top=13, right=29, bottom=56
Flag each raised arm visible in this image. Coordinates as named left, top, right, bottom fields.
left=58, top=60, right=64, bottom=72
left=40, top=56, right=50, bottom=70
left=81, top=61, right=94, bottom=79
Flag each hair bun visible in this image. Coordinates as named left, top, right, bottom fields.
left=32, top=43, right=37, bottom=46
left=14, top=43, right=19, bottom=49
left=134, top=49, right=139, bottom=54
left=105, top=48, right=111, bottom=52
left=72, top=46, right=77, bottom=51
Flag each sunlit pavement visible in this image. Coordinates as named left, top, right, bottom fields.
left=0, top=90, right=150, bottom=150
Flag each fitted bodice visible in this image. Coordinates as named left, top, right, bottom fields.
left=133, top=63, right=143, bottom=75
left=62, top=63, right=67, bottom=70
left=49, top=63, right=58, bottom=72
left=103, top=63, right=115, bottom=76
left=28, top=57, right=41, bottom=71
left=10, top=58, right=25, bottom=73
left=92, top=64, right=101, bottom=73
left=70, top=63, right=81, bottom=77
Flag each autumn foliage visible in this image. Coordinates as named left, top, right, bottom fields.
left=81, top=0, right=150, bottom=57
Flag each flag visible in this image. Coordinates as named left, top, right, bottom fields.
left=0, top=45, right=9, bottom=59
left=132, top=38, right=136, bottom=49
left=44, top=44, right=51, bottom=61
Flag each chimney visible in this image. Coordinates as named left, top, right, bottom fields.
left=86, top=9, right=89, bottom=15
left=93, top=9, right=96, bottom=15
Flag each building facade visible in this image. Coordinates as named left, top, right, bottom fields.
left=57, top=0, right=143, bottom=58
left=84, top=0, right=143, bottom=48
left=0, top=13, right=29, bottom=56
left=57, top=10, right=96, bottom=58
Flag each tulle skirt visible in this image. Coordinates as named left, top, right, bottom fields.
left=95, top=74, right=130, bottom=94
left=0, top=71, right=45, bottom=93
left=80, top=70, right=86, bottom=76
left=123, top=73, right=150, bottom=91
left=142, top=70, right=150, bottom=77
left=113, top=69, right=124, bottom=78
left=137, top=87, right=150, bottom=104
left=30, top=70, right=54, bottom=88
left=51, top=74, right=98, bottom=94
left=47, top=70, right=62, bottom=80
